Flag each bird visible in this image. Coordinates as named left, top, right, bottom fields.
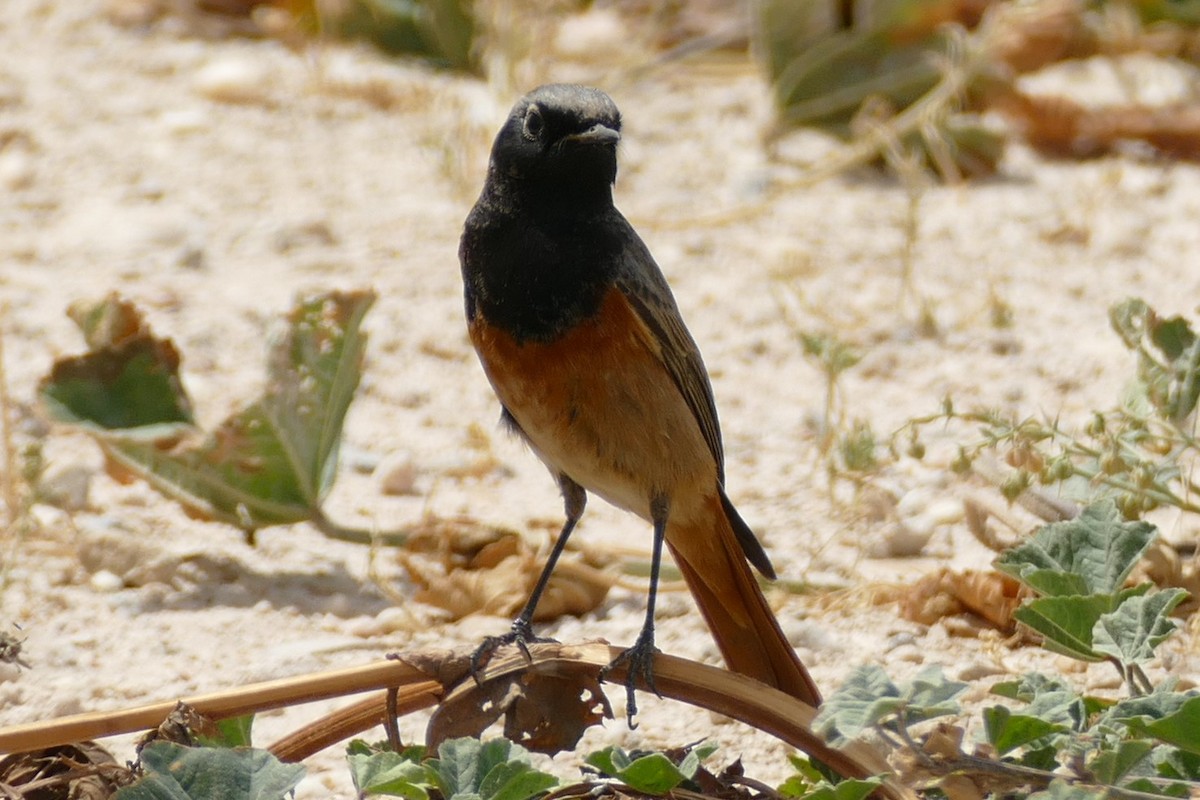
left=458, top=83, right=822, bottom=718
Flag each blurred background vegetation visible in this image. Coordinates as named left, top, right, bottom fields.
left=109, top=0, right=1200, bottom=180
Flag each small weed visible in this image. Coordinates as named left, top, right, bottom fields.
left=900, top=298, right=1200, bottom=520
left=816, top=502, right=1198, bottom=797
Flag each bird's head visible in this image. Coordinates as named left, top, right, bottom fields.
left=487, top=84, right=622, bottom=206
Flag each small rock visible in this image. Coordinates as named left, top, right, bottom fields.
left=340, top=443, right=381, bottom=474
left=864, top=520, right=932, bottom=558
left=38, top=463, right=92, bottom=511
left=375, top=453, right=419, bottom=496
left=273, top=219, right=337, bottom=253
left=956, top=661, right=1006, bottom=681
left=925, top=498, right=965, bottom=527
left=89, top=570, right=125, bottom=593
left=194, top=56, right=272, bottom=104
left=0, top=148, right=35, bottom=191
left=174, top=241, right=206, bottom=270
left=896, top=486, right=935, bottom=518
left=104, top=0, right=165, bottom=28
left=159, top=108, right=209, bottom=136
left=888, top=643, right=925, bottom=664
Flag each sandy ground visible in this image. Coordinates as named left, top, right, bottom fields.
left=2, top=1, right=1199, bottom=796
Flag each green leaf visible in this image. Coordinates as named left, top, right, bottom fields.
left=1093, top=589, right=1188, bottom=665
left=585, top=745, right=716, bottom=795
left=40, top=337, right=195, bottom=432
left=904, top=665, right=969, bottom=711
left=584, top=746, right=626, bottom=777
left=39, top=291, right=375, bottom=532
left=675, top=741, right=717, bottom=781
left=813, top=665, right=905, bottom=743
left=113, top=741, right=305, bottom=800
left=1013, top=594, right=1116, bottom=661
left=479, top=761, right=558, bottom=800
left=814, top=665, right=964, bottom=744
left=615, top=753, right=688, bottom=794
left=994, top=501, right=1157, bottom=596
left=1027, top=778, right=1109, bottom=800
left=814, top=778, right=885, bottom=800
left=1137, top=696, right=1200, bottom=754
left=991, top=673, right=1074, bottom=701
left=1088, top=739, right=1154, bottom=785
left=427, top=738, right=553, bottom=800
left=1016, top=746, right=1062, bottom=771
left=195, top=715, right=254, bottom=748
left=330, top=0, right=477, bottom=71
left=432, top=738, right=483, bottom=796
left=983, top=706, right=1070, bottom=755
left=1102, top=685, right=1190, bottom=729
left=1110, top=298, right=1200, bottom=421
left=1155, top=745, right=1200, bottom=783
left=348, top=751, right=433, bottom=800
left=1024, top=688, right=1089, bottom=732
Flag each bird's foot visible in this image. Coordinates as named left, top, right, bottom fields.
left=469, top=619, right=557, bottom=683
left=600, top=632, right=661, bottom=728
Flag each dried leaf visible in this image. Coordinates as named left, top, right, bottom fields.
left=898, top=569, right=1023, bottom=630
left=983, top=0, right=1094, bottom=74
left=428, top=668, right=611, bottom=756
left=0, top=742, right=132, bottom=798
left=402, top=535, right=613, bottom=623
left=997, top=90, right=1200, bottom=161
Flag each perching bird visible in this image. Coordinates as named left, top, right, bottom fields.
left=459, top=84, right=821, bottom=716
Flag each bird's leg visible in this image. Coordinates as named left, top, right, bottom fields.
left=601, top=493, right=668, bottom=727
left=469, top=477, right=586, bottom=680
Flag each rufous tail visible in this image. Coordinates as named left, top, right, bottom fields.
left=666, top=496, right=822, bottom=706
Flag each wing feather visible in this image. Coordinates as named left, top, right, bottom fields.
left=612, top=221, right=726, bottom=484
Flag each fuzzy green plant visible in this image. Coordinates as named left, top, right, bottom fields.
left=900, top=298, right=1200, bottom=520
left=811, top=501, right=1197, bottom=798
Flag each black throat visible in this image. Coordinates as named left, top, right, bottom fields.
left=460, top=170, right=624, bottom=343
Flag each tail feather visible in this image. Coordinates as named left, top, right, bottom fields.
left=666, top=497, right=822, bottom=706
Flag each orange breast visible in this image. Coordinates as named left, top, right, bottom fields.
left=469, top=287, right=716, bottom=522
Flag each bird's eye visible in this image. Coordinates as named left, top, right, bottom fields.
left=522, top=106, right=544, bottom=141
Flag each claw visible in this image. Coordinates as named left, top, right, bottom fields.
left=469, top=619, right=558, bottom=684
left=600, top=632, right=661, bottom=728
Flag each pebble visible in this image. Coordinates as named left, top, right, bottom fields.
left=888, top=643, right=925, bottom=663
left=193, top=56, right=272, bottom=105
left=867, top=487, right=964, bottom=557
left=89, top=569, right=124, bottom=593
left=159, top=108, right=209, bottom=136
left=339, top=443, right=381, bottom=474
left=38, top=463, right=92, bottom=511
left=863, top=520, right=932, bottom=558
left=955, top=661, right=1007, bottom=681
left=374, top=452, right=419, bottom=496
left=0, top=148, right=35, bottom=191
left=273, top=218, right=337, bottom=252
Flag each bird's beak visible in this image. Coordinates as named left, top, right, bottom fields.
left=563, top=123, right=620, bottom=146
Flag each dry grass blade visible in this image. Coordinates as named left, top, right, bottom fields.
left=0, top=658, right=440, bottom=754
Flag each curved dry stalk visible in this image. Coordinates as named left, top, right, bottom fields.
left=269, top=684, right=442, bottom=762
left=272, top=644, right=913, bottom=800
left=0, top=644, right=914, bottom=800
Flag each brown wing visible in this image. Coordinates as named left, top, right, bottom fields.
left=612, top=216, right=776, bottom=577
left=614, top=246, right=725, bottom=483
